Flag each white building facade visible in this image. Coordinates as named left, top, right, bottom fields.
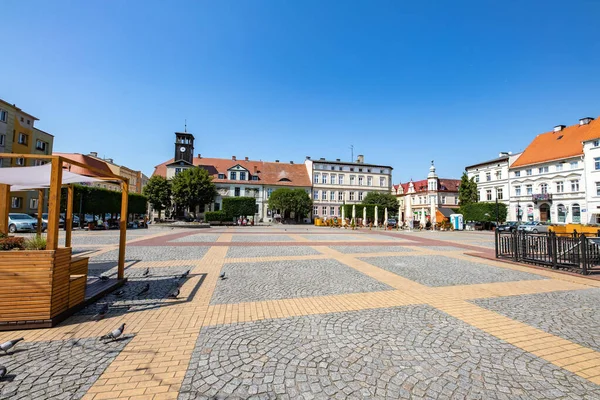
left=466, top=152, right=521, bottom=206
left=305, top=155, right=393, bottom=219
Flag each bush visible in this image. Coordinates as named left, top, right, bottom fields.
left=0, top=236, right=25, bottom=250
left=24, top=235, right=47, bottom=250
left=205, top=211, right=228, bottom=222
left=223, top=197, right=256, bottom=219
left=459, top=202, right=507, bottom=223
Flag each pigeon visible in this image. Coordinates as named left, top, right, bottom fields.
left=99, top=276, right=109, bottom=281
left=101, top=323, right=125, bottom=341
left=114, top=289, right=125, bottom=297
left=182, top=269, right=190, bottom=278
left=136, top=283, right=150, bottom=296
left=0, top=338, right=24, bottom=354
left=167, top=288, right=180, bottom=299
left=0, top=365, right=6, bottom=380
left=94, top=304, right=109, bottom=319
left=219, top=272, right=227, bottom=280
left=142, top=267, right=150, bottom=277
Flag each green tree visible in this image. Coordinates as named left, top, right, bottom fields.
left=171, top=168, right=217, bottom=219
left=361, top=192, right=399, bottom=214
left=143, top=175, right=171, bottom=220
left=268, top=188, right=312, bottom=222
left=458, top=172, right=478, bottom=206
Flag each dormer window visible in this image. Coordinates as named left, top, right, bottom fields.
left=230, top=171, right=237, bottom=180
left=252, top=176, right=259, bottom=181
left=279, top=177, right=291, bottom=182
left=218, top=173, right=225, bottom=179
left=240, top=171, right=246, bottom=180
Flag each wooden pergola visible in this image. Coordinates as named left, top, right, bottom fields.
left=0, top=154, right=129, bottom=278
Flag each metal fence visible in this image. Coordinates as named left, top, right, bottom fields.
left=495, top=230, right=600, bottom=275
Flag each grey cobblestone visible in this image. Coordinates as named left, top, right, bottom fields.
left=330, top=245, right=414, bottom=254
left=0, top=337, right=130, bottom=400
left=299, top=234, right=363, bottom=241
left=91, top=246, right=209, bottom=262
left=226, top=246, right=320, bottom=258
left=231, top=235, right=294, bottom=242
left=179, top=306, right=600, bottom=399
left=359, top=255, right=546, bottom=286
left=210, top=259, right=393, bottom=304
left=473, top=288, right=600, bottom=352
left=169, top=234, right=221, bottom=243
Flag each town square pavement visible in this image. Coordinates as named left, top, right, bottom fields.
left=1, top=226, right=600, bottom=399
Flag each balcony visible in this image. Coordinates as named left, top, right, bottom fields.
left=532, top=193, right=552, bottom=202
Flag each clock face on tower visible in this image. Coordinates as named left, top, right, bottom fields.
left=180, top=146, right=186, bottom=153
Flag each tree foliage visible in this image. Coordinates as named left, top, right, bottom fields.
left=171, top=168, right=217, bottom=217
left=458, top=172, right=478, bottom=206
left=223, top=197, right=257, bottom=219
left=361, top=192, right=399, bottom=214
left=204, top=211, right=228, bottom=222
left=143, top=175, right=171, bottom=219
left=459, top=202, right=507, bottom=223
left=268, top=188, right=313, bottom=222
left=60, top=185, right=148, bottom=217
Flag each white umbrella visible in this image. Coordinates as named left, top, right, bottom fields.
left=341, top=205, right=345, bottom=226
left=363, top=207, right=367, bottom=226
left=384, top=208, right=388, bottom=227
left=352, top=204, right=356, bottom=225
left=374, top=205, right=379, bottom=227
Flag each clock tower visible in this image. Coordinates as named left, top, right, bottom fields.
left=174, top=132, right=195, bottom=164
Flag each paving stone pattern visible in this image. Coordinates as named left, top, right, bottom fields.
left=179, top=305, right=600, bottom=400
left=226, top=246, right=321, bottom=258
left=300, top=234, right=363, bottom=241
left=231, top=235, right=294, bottom=242
left=360, top=255, right=547, bottom=287
left=473, top=288, right=600, bottom=352
left=210, top=259, right=393, bottom=304
left=169, top=234, right=222, bottom=243
left=330, top=245, right=414, bottom=254
left=91, top=246, right=210, bottom=262
left=0, top=337, right=130, bottom=400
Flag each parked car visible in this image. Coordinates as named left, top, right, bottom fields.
left=386, top=219, right=397, bottom=228
left=8, top=213, right=38, bottom=233
left=31, top=213, right=64, bottom=229
left=59, top=213, right=81, bottom=228
left=497, top=221, right=520, bottom=232
left=521, top=221, right=550, bottom=233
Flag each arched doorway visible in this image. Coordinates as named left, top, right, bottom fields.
left=557, top=204, right=566, bottom=223
left=539, top=203, right=550, bottom=222
left=572, top=204, right=581, bottom=223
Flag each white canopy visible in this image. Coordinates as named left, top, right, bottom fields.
left=0, top=164, right=101, bottom=191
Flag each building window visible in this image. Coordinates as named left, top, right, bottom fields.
left=495, top=170, right=502, bottom=180
left=486, top=172, right=491, bottom=181
left=540, top=183, right=548, bottom=194
left=18, top=133, right=27, bottom=145
left=218, top=173, right=225, bottom=179
left=349, top=192, right=355, bottom=201
left=475, top=174, right=480, bottom=183
left=230, top=171, right=237, bottom=180
left=538, top=166, right=548, bottom=174
left=514, top=171, right=520, bottom=177
left=477, top=192, right=481, bottom=202
left=330, top=174, right=336, bottom=184
left=557, top=204, right=566, bottom=223
left=379, top=177, right=386, bottom=187
left=234, top=187, right=240, bottom=196
left=252, top=175, right=258, bottom=181
left=34, top=159, right=44, bottom=166
left=11, top=197, right=22, bottom=209
left=0, top=134, right=5, bottom=146
left=350, top=176, right=355, bottom=185
left=497, top=188, right=503, bottom=200
left=486, top=190, right=492, bottom=201
left=596, top=182, right=600, bottom=196
left=556, top=164, right=563, bottom=172
left=441, top=196, right=446, bottom=204
left=239, top=171, right=246, bottom=181
left=338, top=175, right=344, bottom=185
left=367, top=176, right=372, bottom=186
left=322, top=174, right=328, bottom=184
left=571, top=180, right=579, bottom=192
left=515, top=186, right=521, bottom=196
left=595, top=158, right=600, bottom=171
left=594, top=140, right=600, bottom=147
left=526, top=169, right=532, bottom=176
left=570, top=161, right=578, bottom=169
left=30, top=198, right=38, bottom=209
left=16, top=157, right=25, bottom=166
left=350, top=167, right=354, bottom=172
left=526, top=184, right=533, bottom=195
left=321, top=190, right=326, bottom=200
left=35, top=140, right=46, bottom=151
left=358, top=192, right=363, bottom=201
left=313, top=174, right=319, bottom=184
left=322, top=206, right=327, bottom=216
left=338, top=191, right=343, bottom=201
left=572, top=204, right=581, bottom=223
left=267, top=188, right=273, bottom=198
left=313, top=206, right=318, bottom=216
left=330, top=206, right=335, bottom=216
left=0, top=110, right=6, bottom=122
left=556, top=181, right=564, bottom=193
left=330, top=191, right=335, bottom=201
left=313, top=190, right=319, bottom=200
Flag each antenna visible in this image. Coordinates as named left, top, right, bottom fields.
left=350, top=145, right=354, bottom=162
left=184, top=119, right=187, bottom=133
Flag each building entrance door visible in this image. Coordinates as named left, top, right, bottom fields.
left=539, top=203, right=550, bottom=222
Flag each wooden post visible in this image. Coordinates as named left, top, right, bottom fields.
left=46, top=158, right=63, bottom=251
left=36, top=189, right=44, bottom=236
left=118, top=180, right=129, bottom=279
left=65, top=185, right=74, bottom=248
left=0, top=184, right=10, bottom=235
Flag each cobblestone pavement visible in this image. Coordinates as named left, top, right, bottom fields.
left=473, top=288, right=600, bottom=352
left=210, top=259, right=393, bottom=304
left=360, top=254, right=547, bottom=287
left=3, top=226, right=600, bottom=399
left=179, top=306, right=600, bottom=400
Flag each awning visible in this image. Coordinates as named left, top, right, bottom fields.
left=0, top=164, right=101, bottom=190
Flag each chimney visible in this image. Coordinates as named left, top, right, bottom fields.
left=232, top=156, right=236, bottom=161
left=319, top=157, right=325, bottom=161
left=106, top=158, right=114, bottom=163
left=253, top=166, right=258, bottom=173
left=197, top=153, right=201, bottom=159
left=290, top=161, right=294, bottom=164
left=498, top=152, right=509, bottom=157
left=553, top=125, right=566, bottom=132
left=357, top=155, right=364, bottom=163
left=306, top=156, right=311, bottom=160
left=245, top=156, right=249, bottom=161
left=580, top=117, right=595, bottom=126
left=90, top=152, right=98, bottom=157
left=336, top=158, right=341, bottom=162
left=275, top=160, right=279, bottom=163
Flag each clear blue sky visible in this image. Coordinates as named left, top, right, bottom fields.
left=3, top=1, right=600, bottom=182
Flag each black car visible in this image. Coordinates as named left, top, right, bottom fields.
left=497, top=221, right=519, bottom=232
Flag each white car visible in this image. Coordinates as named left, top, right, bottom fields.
left=521, top=221, right=550, bottom=233
left=8, top=213, right=37, bottom=233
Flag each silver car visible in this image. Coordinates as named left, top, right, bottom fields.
left=521, top=221, right=550, bottom=233
left=8, top=213, right=37, bottom=233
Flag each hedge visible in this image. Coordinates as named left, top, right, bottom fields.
left=222, top=197, right=256, bottom=218
left=459, top=202, right=507, bottom=223
left=204, top=211, right=228, bottom=222
left=341, top=204, right=387, bottom=221
left=60, top=185, right=148, bottom=216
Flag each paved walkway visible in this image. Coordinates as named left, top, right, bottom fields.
left=1, top=226, right=600, bottom=399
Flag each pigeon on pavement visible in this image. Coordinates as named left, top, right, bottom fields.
left=167, top=288, right=180, bottom=299
left=136, top=283, right=150, bottom=296
left=101, top=323, right=125, bottom=341
left=94, top=304, right=109, bottom=319
left=142, top=267, right=150, bottom=277
left=0, top=338, right=24, bottom=354
left=0, top=365, right=6, bottom=379
left=114, top=289, right=125, bottom=297
left=219, top=272, right=227, bottom=280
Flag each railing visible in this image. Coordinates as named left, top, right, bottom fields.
left=495, top=230, right=600, bottom=274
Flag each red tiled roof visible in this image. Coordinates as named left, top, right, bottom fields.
left=152, top=157, right=311, bottom=187
left=54, top=153, right=115, bottom=177
left=511, top=117, right=600, bottom=167
left=394, top=178, right=460, bottom=195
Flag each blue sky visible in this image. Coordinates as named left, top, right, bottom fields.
left=3, top=1, right=600, bottom=182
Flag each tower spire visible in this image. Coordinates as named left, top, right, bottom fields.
left=184, top=119, right=187, bottom=133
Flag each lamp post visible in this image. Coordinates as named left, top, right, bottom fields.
left=495, top=198, right=499, bottom=226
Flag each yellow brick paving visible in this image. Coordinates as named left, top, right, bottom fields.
left=3, top=228, right=600, bottom=399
